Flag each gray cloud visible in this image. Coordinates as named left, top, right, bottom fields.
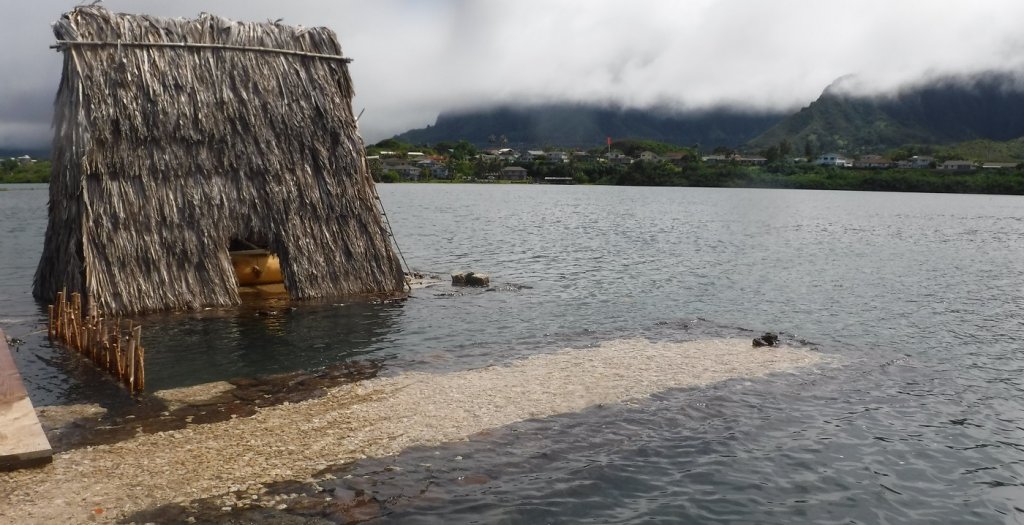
left=2, top=0, right=1023, bottom=149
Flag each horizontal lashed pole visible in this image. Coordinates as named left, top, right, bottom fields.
left=50, top=40, right=353, bottom=63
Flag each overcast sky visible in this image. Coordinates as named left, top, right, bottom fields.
left=2, top=0, right=1023, bottom=149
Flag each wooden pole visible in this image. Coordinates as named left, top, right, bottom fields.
left=55, top=291, right=64, bottom=340
left=70, top=293, right=80, bottom=352
left=45, top=293, right=146, bottom=394
left=136, top=326, right=143, bottom=390
left=136, top=345, right=145, bottom=392
left=98, top=318, right=105, bottom=368
left=85, top=303, right=96, bottom=359
left=126, top=326, right=136, bottom=392
left=114, top=318, right=122, bottom=376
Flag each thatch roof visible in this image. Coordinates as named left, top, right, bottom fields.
left=34, top=6, right=406, bottom=314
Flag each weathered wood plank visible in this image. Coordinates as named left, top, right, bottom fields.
left=0, top=329, right=53, bottom=471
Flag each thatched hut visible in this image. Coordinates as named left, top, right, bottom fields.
left=33, top=7, right=406, bottom=315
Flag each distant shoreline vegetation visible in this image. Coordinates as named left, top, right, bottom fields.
left=0, top=158, right=50, bottom=183
left=367, top=138, right=1024, bottom=196
left=382, top=162, right=1024, bottom=196
left=5, top=142, right=1023, bottom=196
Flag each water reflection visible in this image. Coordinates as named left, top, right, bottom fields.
left=5, top=295, right=405, bottom=406
left=137, top=297, right=406, bottom=392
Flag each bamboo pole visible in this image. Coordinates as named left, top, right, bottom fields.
left=114, top=318, right=122, bottom=376
left=126, top=328, right=136, bottom=391
left=55, top=291, right=64, bottom=340
left=46, top=292, right=147, bottom=394
left=134, top=333, right=144, bottom=390
left=51, top=39, right=354, bottom=63
left=70, top=293, right=80, bottom=351
left=76, top=294, right=83, bottom=351
left=103, top=319, right=109, bottom=371
left=103, top=319, right=110, bottom=369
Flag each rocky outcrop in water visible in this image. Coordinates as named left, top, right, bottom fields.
left=752, top=332, right=779, bottom=347
left=451, top=271, right=490, bottom=287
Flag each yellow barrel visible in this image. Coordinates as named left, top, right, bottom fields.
left=230, top=250, right=284, bottom=286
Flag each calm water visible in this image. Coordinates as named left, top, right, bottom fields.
left=3, top=183, right=1024, bottom=522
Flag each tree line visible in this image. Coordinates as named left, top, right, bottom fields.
left=0, top=159, right=50, bottom=183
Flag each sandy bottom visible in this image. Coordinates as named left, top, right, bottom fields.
left=34, top=403, right=107, bottom=432
left=153, top=381, right=236, bottom=409
left=1, top=338, right=821, bottom=524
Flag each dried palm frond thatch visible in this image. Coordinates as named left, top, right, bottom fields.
left=33, top=6, right=406, bottom=315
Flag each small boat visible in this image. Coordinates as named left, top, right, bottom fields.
left=230, top=249, right=283, bottom=286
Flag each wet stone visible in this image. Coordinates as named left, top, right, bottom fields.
left=184, top=393, right=236, bottom=407
left=752, top=332, right=780, bottom=347
left=465, top=272, right=490, bottom=286
left=125, top=502, right=190, bottom=524
left=230, top=389, right=267, bottom=403
left=229, top=507, right=329, bottom=525
left=180, top=409, right=220, bottom=426
left=457, top=473, right=491, bottom=486
left=263, top=479, right=321, bottom=497
left=281, top=495, right=330, bottom=516
left=368, top=481, right=409, bottom=503
left=451, top=271, right=490, bottom=287
left=42, top=359, right=383, bottom=452
left=339, top=496, right=384, bottom=523
left=137, top=416, right=188, bottom=434
left=328, top=487, right=358, bottom=503
left=279, top=389, right=326, bottom=405
left=227, top=377, right=261, bottom=388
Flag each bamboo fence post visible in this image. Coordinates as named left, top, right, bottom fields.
left=68, top=294, right=75, bottom=350
left=106, top=319, right=114, bottom=372
left=81, top=303, right=88, bottom=355
left=135, top=339, right=145, bottom=392
left=70, top=293, right=80, bottom=351
left=104, top=320, right=111, bottom=370
left=87, top=317, right=95, bottom=362
left=55, top=291, right=64, bottom=340
left=114, top=335, right=121, bottom=377
left=45, top=293, right=147, bottom=394
left=48, top=305, right=55, bottom=340
left=97, top=317, right=105, bottom=367
left=77, top=294, right=84, bottom=352
left=99, top=320, right=104, bottom=369
left=85, top=303, right=95, bottom=359
left=126, top=327, right=136, bottom=391
left=110, top=323, right=116, bottom=373
left=67, top=301, right=72, bottom=345
left=67, top=293, right=73, bottom=344
left=114, top=318, right=122, bottom=376
left=136, top=345, right=144, bottom=390
left=81, top=299, right=86, bottom=352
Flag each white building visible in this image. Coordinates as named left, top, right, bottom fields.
left=815, top=153, right=851, bottom=167
left=909, top=156, right=935, bottom=169
left=547, top=151, right=570, bottom=163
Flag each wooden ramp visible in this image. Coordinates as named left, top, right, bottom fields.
left=0, top=329, right=52, bottom=471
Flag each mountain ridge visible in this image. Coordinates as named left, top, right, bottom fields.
left=393, top=104, right=786, bottom=149
left=748, top=71, right=1024, bottom=153
left=392, top=71, right=1024, bottom=154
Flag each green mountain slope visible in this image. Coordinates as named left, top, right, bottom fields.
left=749, top=72, right=1024, bottom=154
left=393, top=104, right=786, bottom=149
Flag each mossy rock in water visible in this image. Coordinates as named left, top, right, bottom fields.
left=451, top=271, right=490, bottom=287
left=752, top=332, right=779, bottom=347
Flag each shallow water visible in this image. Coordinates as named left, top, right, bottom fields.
left=3, top=183, right=1024, bottom=522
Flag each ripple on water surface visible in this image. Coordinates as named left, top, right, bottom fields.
left=5, top=185, right=1024, bottom=522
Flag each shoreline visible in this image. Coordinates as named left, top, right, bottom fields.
left=1, top=337, right=822, bottom=524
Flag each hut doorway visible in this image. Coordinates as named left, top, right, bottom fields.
left=229, top=237, right=287, bottom=294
